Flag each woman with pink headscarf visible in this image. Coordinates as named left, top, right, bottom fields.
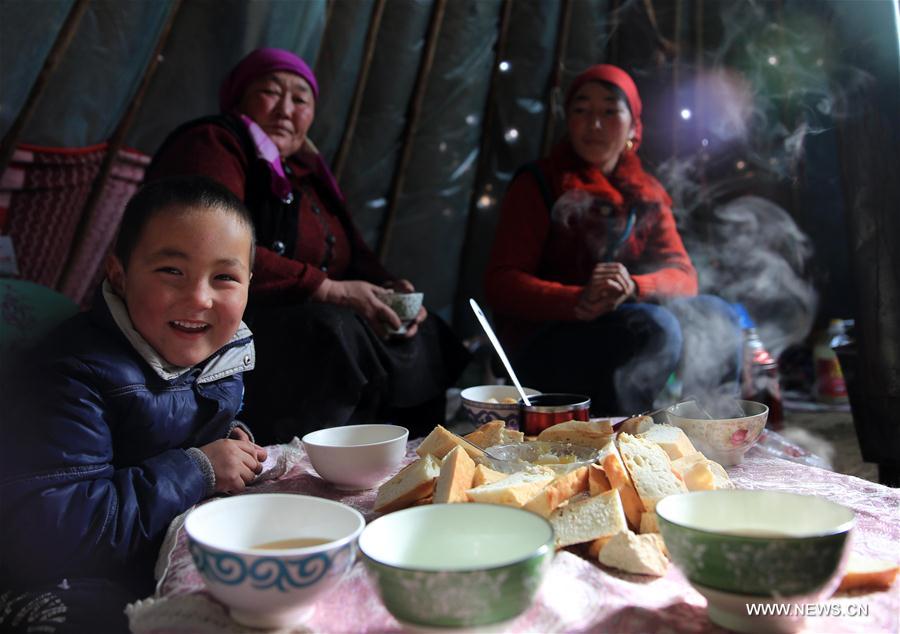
left=485, top=64, right=741, bottom=415
left=146, top=48, right=468, bottom=441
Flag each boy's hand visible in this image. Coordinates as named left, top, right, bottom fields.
left=200, top=438, right=268, bottom=494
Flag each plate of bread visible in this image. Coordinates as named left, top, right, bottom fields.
left=373, top=415, right=734, bottom=579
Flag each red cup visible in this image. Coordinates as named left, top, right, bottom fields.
left=520, top=393, right=591, bottom=436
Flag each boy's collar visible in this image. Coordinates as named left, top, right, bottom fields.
left=101, top=280, right=254, bottom=382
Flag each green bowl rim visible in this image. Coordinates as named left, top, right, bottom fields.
left=656, top=490, right=855, bottom=541
left=359, top=503, right=555, bottom=574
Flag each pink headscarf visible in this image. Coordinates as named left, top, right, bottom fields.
left=219, top=47, right=319, bottom=113
left=565, top=64, right=643, bottom=149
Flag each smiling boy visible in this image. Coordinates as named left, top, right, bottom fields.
left=0, top=177, right=267, bottom=633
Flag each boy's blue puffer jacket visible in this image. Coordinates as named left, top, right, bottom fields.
left=0, top=295, right=254, bottom=594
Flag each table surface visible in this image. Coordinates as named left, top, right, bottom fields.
left=127, top=440, right=900, bottom=634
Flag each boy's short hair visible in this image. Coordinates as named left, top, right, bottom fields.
left=115, top=176, right=256, bottom=268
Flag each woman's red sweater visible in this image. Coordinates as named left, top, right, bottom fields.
left=484, top=139, right=697, bottom=349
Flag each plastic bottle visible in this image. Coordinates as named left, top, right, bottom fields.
left=735, top=304, right=783, bottom=428
left=814, top=319, right=849, bottom=404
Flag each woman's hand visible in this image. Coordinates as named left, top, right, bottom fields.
left=313, top=278, right=402, bottom=336
left=575, top=262, right=635, bottom=320
left=200, top=438, right=268, bottom=494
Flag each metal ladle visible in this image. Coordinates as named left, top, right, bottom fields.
left=469, top=299, right=532, bottom=407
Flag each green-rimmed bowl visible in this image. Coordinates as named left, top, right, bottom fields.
left=359, top=503, right=554, bottom=628
left=657, top=490, right=854, bottom=598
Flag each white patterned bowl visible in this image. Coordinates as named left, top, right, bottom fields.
left=460, top=385, right=542, bottom=430
left=359, top=503, right=554, bottom=628
left=185, top=494, right=364, bottom=629
left=302, top=424, right=408, bottom=490
left=666, top=399, right=768, bottom=465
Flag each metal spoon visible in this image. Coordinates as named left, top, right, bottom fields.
left=469, top=299, right=532, bottom=407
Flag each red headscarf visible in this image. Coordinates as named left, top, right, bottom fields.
left=219, top=47, right=319, bottom=113
left=565, top=64, right=643, bottom=150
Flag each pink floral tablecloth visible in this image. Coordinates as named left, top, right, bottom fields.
left=127, top=441, right=900, bottom=633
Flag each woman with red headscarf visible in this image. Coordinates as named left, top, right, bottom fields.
left=485, top=64, right=741, bottom=415
left=146, top=48, right=469, bottom=441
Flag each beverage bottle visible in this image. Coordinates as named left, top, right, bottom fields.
left=814, top=319, right=849, bottom=403
left=735, top=304, right=783, bottom=428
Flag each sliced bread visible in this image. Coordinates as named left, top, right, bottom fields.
left=598, top=439, right=644, bottom=531
left=523, top=466, right=589, bottom=518
left=638, top=424, right=696, bottom=461
left=588, top=463, right=611, bottom=495
left=416, top=425, right=482, bottom=460
left=374, top=455, right=441, bottom=513
left=617, top=433, right=687, bottom=512
left=597, top=531, right=669, bottom=576
left=463, top=421, right=505, bottom=448
left=471, top=463, right=508, bottom=487
left=836, top=554, right=900, bottom=592
left=433, top=446, right=477, bottom=504
left=466, top=467, right=555, bottom=507
left=639, top=511, right=659, bottom=534
left=681, top=458, right=734, bottom=491
left=550, top=489, right=628, bottom=548
left=618, top=415, right=655, bottom=436
left=538, top=419, right=614, bottom=449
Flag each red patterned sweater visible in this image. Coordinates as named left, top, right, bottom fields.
left=146, top=122, right=392, bottom=301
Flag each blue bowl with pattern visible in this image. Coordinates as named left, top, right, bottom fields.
left=184, top=493, right=365, bottom=628
left=460, top=385, right=542, bottom=430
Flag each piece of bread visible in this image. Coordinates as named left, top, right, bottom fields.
left=538, top=419, right=614, bottom=449
left=471, top=463, right=508, bottom=487
left=598, top=439, right=644, bottom=531
left=617, top=433, right=687, bottom=512
left=416, top=425, right=482, bottom=460
left=550, top=489, right=628, bottom=548
left=523, top=466, right=589, bottom=518
left=618, top=415, right=655, bottom=436
left=499, top=428, right=525, bottom=444
left=433, top=446, right=476, bottom=504
left=638, top=424, right=696, bottom=461
left=597, top=531, right=669, bottom=576
left=588, top=463, right=611, bottom=495
left=466, top=467, right=555, bottom=507
left=670, top=451, right=707, bottom=476
left=639, top=511, right=659, bottom=534
left=680, top=458, right=735, bottom=491
left=587, top=535, right=614, bottom=559
left=374, top=455, right=441, bottom=513
left=463, top=421, right=505, bottom=448
left=836, top=554, right=900, bottom=592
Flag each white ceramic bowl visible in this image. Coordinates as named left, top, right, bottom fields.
left=359, top=503, right=554, bottom=628
left=184, top=493, right=365, bottom=629
left=302, top=424, right=408, bottom=490
left=460, top=385, right=542, bottom=430
left=666, top=399, right=768, bottom=465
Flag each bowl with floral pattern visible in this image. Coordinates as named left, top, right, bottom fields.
left=460, top=385, right=542, bottom=430
left=657, top=490, right=854, bottom=632
left=359, top=503, right=554, bottom=628
left=184, top=493, right=365, bottom=629
left=666, top=399, right=768, bottom=465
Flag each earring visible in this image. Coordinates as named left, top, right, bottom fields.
left=625, top=139, right=635, bottom=151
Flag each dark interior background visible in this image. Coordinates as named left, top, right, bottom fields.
left=1, top=0, right=897, bottom=371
